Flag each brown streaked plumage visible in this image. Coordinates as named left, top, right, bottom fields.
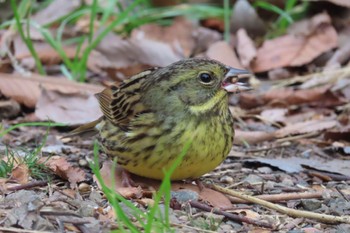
left=70, top=58, right=250, bottom=180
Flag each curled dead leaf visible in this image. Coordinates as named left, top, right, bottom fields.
left=40, top=156, right=86, bottom=188
left=275, top=120, right=337, bottom=138
left=0, top=73, right=103, bottom=108
left=251, top=12, right=338, bottom=72
left=11, top=163, right=29, bottom=185
left=35, top=88, right=102, bottom=124
left=206, top=41, right=243, bottom=69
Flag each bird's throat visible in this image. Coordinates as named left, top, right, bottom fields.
left=188, top=90, right=227, bottom=115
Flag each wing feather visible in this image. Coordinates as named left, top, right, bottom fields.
left=95, top=69, right=155, bottom=127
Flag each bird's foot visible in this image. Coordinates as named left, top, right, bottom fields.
left=195, top=179, right=206, bottom=192
left=121, top=169, right=137, bottom=187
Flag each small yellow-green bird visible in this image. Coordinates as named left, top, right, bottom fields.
left=71, top=58, right=250, bottom=183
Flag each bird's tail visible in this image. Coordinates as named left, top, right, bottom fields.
left=64, top=117, right=103, bottom=138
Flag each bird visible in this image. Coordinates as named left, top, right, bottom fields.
left=69, top=58, right=250, bottom=183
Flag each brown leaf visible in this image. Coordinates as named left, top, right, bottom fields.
left=240, top=85, right=343, bottom=109
left=11, top=164, right=29, bottom=185
left=94, top=161, right=143, bottom=199
left=275, top=120, right=337, bottom=138
left=324, top=128, right=350, bottom=142
left=236, top=28, right=257, bottom=68
left=0, top=73, right=103, bottom=108
left=234, top=129, right=276, bottom=145
left=231, top=0, right=266, bottom=37
left=260, top=108, right=288, bottom=123
left=206, top=41, right=243, bottom=69
left=94, top=161, right=231, bottom=208
left=35, top=88, right=102, bottom=124
left=313, top=0, right=350, bottom=8
left=263, top=85, right=342, bottom=106
left=40, top=156, right=86, bottom=188
left=251, top=13, right=338, bottom=72
left=131, top=17, right=195, bottom=57
left=14, top=36, right=78, bottom=68
left=90, top=32, right=182, bottom=73
left=173, top=183, right=232, bottom=209
left=31, top=0, right=81, bottom=25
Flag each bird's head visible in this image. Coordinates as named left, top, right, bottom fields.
left=147, top=58, right=251, bottom=114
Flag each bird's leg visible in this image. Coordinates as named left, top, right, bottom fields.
left=121, top=169, right=137, bottom=187
left=195, top=179, right=206, bottom=192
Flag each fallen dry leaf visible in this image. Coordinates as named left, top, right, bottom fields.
left=264, top=85, right=343, bottom=107
left=14, top=35, right=78, bottom=68
left=206, top=41, right=243, bottom=69
left=260, top=108, right=288, bottom=123
left=191, top=26, right=222, bottom=55
left=131, top=17, right=195, bottom=57
left=231, top=0, right=266, bottom=37
left=0, top=73, right=103, bottom=108
left=95, top=161, right=231, bottom=208
left=251, top=12, right=338, bottom=72
left=172, top=183, right=232, bottom=209
left=31, top=0, right=81, bottom=25
left=89, top=32, right=182, bottom=76
left=247, top=157, right=350, bottom=177
left=40, top=156, right=86, bottom=188
left=324, top=128, right=350, bottom=142
left=234, top=129, right=276, bottom=145
left=94, top=161, right=143, bottom=199
left=11, top=163, right=29, bottom=185
left=236, top=28, right=257, bottom=68
left=35, top=88, right=102, bottom=124
left=240, top=85, right=344, bottom=109
left=312, top=0, right=350, bottom=8
left=275, top=120, right=337, bottom=138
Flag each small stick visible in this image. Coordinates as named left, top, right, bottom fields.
left=189, top=200, right=273, bottom=228
left=335, top=186, right=349, bottom=202
left=228, top=191, right=324, bottom=204
left=0, top=227, right=51, bottom=233
left=7, top=180, right=48, bottom=191
left=213, top=184, right=350, bottom=224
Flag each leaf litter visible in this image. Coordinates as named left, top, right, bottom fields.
left=1, top=0, right=350, bottom=232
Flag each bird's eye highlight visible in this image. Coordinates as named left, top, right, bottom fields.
left=198, top=72, right=213, bottom=85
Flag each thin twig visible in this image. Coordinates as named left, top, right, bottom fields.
left=7, top=180, right=48, bottom=191
left=228, top=191, right=324, bottom=204
left=0, top=227, right=52, bottom=233
left=276, top=132, right=320, bottom=143
left=212, top=184, right=350, bottom=224
left=335, top=186, right=349, bottom=202
left=189, top=200, right=273, bottom=229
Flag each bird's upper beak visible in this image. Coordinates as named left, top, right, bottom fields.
left=222, top=67, right=252, bottom=93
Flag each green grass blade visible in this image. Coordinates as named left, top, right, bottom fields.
left=10, top=0, right=45, bottom=75
left=223, top=0, right=230, bottom=43
left=254, top=1, right=294, bottom=24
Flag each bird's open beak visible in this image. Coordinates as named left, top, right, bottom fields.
left=222, top=68, right=252, bottom=93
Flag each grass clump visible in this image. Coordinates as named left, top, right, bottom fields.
left=91, top=141, right=192, bottom=232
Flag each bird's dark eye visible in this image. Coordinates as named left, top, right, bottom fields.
left=199, top=73, right=213, bottom=84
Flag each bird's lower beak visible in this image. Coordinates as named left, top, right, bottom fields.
left=222, top=68, right=252, bottom=93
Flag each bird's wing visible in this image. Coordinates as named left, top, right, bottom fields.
left=95, top=69, right=155, bottom=128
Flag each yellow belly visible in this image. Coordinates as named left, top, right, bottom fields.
left=99, top=113, right=234, bottom=180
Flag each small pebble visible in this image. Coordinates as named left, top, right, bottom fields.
left=171, top=190, right=199, bottom=203
left=220, top=175, right=234, bottom=184
left=242, top=174, right=263, bottom=184
left=79, top=159, right=89, bottom=167
left=258, top=166, right=273, bottom=174
left=281, top=177, right=294, bottom=186
left=301, top=199, right=322, bottom=211
left=78, top=183, right=90, bottom=193
left=178, top=215, right=188, bottom=222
